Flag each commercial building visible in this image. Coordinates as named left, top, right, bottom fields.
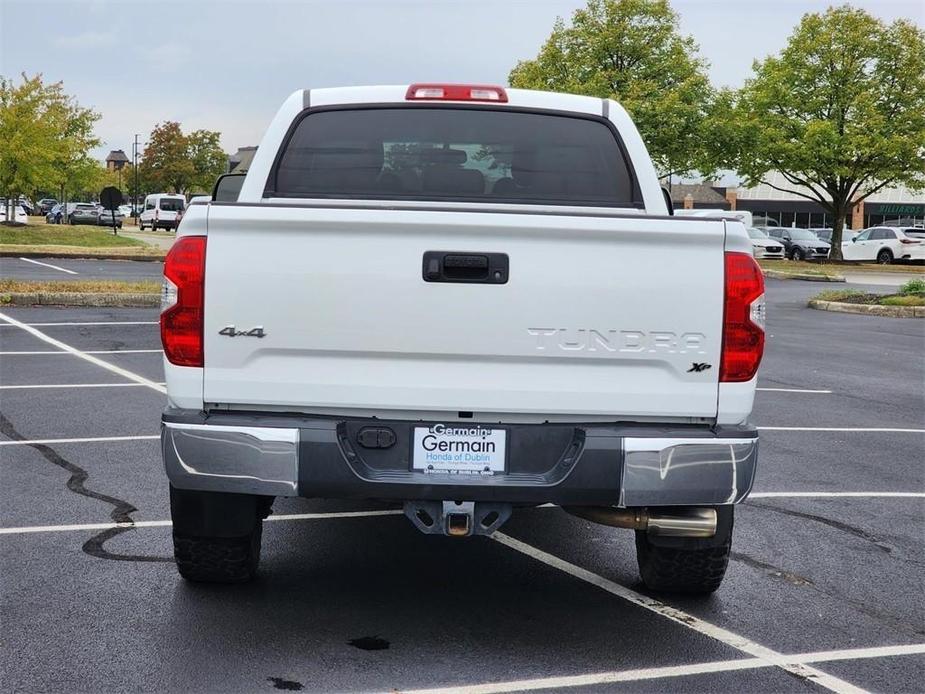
left=670, top=171, right=924, bottom=228
left=105, top=149, right=129, bottom=172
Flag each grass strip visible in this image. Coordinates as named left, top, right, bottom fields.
left=758, top=259, right=834, bottom=276
left=811, top=288, right=925, bottom=307
left=0, top=279, right=159, bottom=295
left=1, top=222, right=146, bottom=248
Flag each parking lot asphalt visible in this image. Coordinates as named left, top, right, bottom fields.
left=0, top=256, right=164, bottom=281
left=839, top=270, right=923, bottom=287
left=0, top=279, right=923, bottom=693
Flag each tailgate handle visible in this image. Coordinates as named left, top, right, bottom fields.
left=422, top=251, right=508, bottom=284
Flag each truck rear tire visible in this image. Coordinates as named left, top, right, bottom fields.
left=169, top=485, right=270, bottom=583
left=634, top=506, right=733, bottom=595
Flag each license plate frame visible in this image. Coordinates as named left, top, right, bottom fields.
left=411, top=424, right=508, bottom=476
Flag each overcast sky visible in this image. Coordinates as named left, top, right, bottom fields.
left=1, top=0, right=922, bottom=160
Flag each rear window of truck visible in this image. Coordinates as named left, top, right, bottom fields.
left=272, top=107, right=637, bottom=206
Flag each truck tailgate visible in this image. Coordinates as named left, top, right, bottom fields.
left=202, top=204, right=724, bottom=419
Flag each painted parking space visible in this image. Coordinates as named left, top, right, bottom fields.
left=0, top=256, right=164, bottom=281
left=0, top=278, right=922, bottom=692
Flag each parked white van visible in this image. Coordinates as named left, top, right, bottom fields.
left=139, top=194, right=186, bottom=231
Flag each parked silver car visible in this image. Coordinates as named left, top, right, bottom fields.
left=96, top=208, right=125, bottom=229
left=65, top=203, right=100, bottom=225
left=747, top=227, right=785, bottom=259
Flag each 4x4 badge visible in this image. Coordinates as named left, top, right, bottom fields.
left=219, top=325, right=266, bottom=338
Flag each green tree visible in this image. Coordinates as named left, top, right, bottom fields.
left=140, top=121, right=194, bottom=194
left=140, top=122, right=226, bottom=195
left=187, top=129, right=227, bottom=194
left=0, top=74, right=99, bottom=220
left=62, top=157, right=105, bottom=201
left=724, top=7, right=925, bottom=259
left=508, top=0, right=715, bottom=179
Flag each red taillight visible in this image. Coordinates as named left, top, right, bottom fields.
left=900, top=238, right=921, bottom=244
left=161, top=236, right=206, bottom=367
left=405, top=83, right=508, bottom=102
left=721, top=252, right=765, bottom=382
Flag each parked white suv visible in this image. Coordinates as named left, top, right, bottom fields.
left=160, top=84, right=765, bottom=593
left=841, top=226, right=925, bottom=264
left=0, top=203, right=28, bottom=224
left=747, top=227, right=784, bottom=259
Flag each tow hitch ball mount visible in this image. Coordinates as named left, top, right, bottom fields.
left=404, top=500, right=512, bottom=537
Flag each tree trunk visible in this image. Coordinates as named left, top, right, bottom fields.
left=829, top=206, right=847, bottom=261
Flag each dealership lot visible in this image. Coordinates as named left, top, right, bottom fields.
left=0, top=279, right=922, bottom=693
left=0, top=256, right=164, bottom=281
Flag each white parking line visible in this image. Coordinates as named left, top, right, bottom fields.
left=4, top=497, right=924, bottom=534
left=0, top=435, right=159, bottom=447
left=0, top=382, right=166, bottom=390
left=0, top=321, right=157, bottom=327
left=0, top=520, right=171, bottom=535
left=401, top=644, right=925, bottom=694
left=758, top=426, right=925, bottom=433
left=0, top=510, right=404, bottom=535
left=750, top=491, right=925, bottom=498
left=17, top=257, right=78, bottom=275
left=756, top=387, right=832, bottom=394
left=0, top=349, right=163, bottom=355
left=491, top=532, right=864, bottom=694
left=0, top=311, right=166, bottom=394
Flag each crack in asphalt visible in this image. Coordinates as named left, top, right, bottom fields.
left=729, top=552, right=814, bottom=586
left=738, top=501, right=925, bottom=637
left=0, top=412, right=173, bottom=563
left=747, top=500, right=895, bottom=553
left=730, top=547, right=925, bottom=637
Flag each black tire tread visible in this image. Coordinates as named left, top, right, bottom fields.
left=173, top=524, right=262, bottom=584
left=635, top=533, right=731, bottom=595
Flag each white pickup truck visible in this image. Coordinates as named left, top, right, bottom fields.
left=161, top=83, right=765, bottom=592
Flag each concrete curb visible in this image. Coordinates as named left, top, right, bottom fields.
left=1, top=251, right=164, bottom=262
left=1, top=292, right=159, bottom=308
left=808, top=299, right=924, bottom=318
left=763, top=269, right=846, bottom=282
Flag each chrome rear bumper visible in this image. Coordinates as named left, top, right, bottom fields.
left=163, top=416, right=758, bottom=506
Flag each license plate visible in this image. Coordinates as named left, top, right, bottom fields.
left=412, top=424, right=507, bottom=475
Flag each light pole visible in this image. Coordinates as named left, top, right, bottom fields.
left=133, top=134, right=140, bottom=224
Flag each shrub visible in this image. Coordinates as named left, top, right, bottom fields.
left=899, top=278, right=925, bottom=294
left=880, top=295, right=925, bottom=306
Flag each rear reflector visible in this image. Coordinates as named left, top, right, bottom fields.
left=161, top=236, right=206, bottom=367
left=405, top=83, right=508, bottom=103
left=721, top=252, right=765, bottom=382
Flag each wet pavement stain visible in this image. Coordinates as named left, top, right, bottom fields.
left=348, top=635, right=390, bottom=651
left=267, top=676, right=304, bottom=691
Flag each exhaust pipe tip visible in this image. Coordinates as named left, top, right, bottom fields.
left=647, top=508, right=717, bottom=538
left=563, top=506, right=717, bottom=538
